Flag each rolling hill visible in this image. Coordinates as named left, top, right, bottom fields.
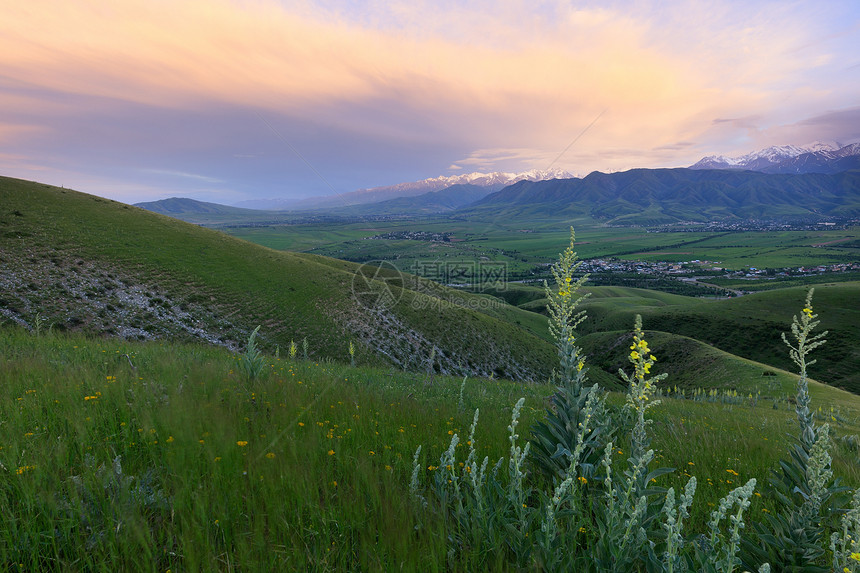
left=1, top=175, right=555, bottom=381
left=4, top=174, right=858, bottom=393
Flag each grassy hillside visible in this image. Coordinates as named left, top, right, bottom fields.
left=0, top=176, right=554, bottom=381
left=575, top=283, right=860, bottom=393
left=498, top=282, right=860, bottom=393
left=3, top=325, right=860, bottom=569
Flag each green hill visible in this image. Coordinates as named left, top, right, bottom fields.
left=0, top=176, right=554, bottom=381
left=576, top=283, right=860, bottom=393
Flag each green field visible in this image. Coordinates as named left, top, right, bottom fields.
left=223, top=219, right=858, bottom=276
left=2, top=315, right=859, bottom=569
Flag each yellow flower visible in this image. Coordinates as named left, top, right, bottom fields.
left=577, top=476, right=587, bottom=484
left=851, top=552, right=860, bottom=562
left=236, top=441, right=248, bottom=447
left=630, top=351, right=640, bottom=360
left=166, top=436, right=174, bottom=443
left=803, top=307, right=813, bottom=317
left=579, top=526, right=586, bottom=533
left=266, top=452, right=276, bottom=459
left=328, top=449, right=335, bottom=456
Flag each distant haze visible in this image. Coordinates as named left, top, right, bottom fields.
left=1, top=0, right=859, bottom=204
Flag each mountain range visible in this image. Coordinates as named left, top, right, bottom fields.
left=234, top=167, right=572, bottom=210
left=690, top=142, right=860, bottom=174
left=135, top=142, right=860, bottom=226
left=460, top=168, right=860, bottom=225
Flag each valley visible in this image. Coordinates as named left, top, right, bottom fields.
left=2, top=173, right=860, bottom=570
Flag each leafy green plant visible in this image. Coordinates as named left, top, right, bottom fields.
left=239, top=325, right=266, bottom=380
left=741, top=290, right=848, bottom=572
left=530, top=227, right=609, bottom=484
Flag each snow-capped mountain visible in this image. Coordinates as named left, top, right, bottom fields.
left=689, top=141, right=860, bottom=173
left=235, top=168, right=573, bottom=210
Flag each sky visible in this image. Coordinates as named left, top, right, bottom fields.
left=1, top=0, right=859, bottom=205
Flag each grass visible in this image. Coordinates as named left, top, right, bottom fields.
left=4, top=322, right=860, bottom=569
left=0, top=326, right=548, bottom=570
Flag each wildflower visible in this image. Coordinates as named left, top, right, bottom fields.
left=214, top=457, right=221, bottom=462
left=266, top=452, right=276, bottom=459
left=578, top=476, right=587, bottom=485
left=328, top=449, right=335, bottom=456
left=579, top=526, right=586, bottom=533
left=630, top=350, right=640, bottom=360
left=851, top=552, right=860, bottom=562
left=236, top=441, right=248, bottom=447
left=166, top=436, right=174, bottom=443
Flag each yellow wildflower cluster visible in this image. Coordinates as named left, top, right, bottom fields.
left=623, top=316, right=665, bottom=418
left=629, top=335, right=658, bottom=377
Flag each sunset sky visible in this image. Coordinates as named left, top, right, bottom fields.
left=2, top=0, right=859, bottom=205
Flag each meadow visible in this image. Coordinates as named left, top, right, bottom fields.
left=3, top=288, right=860, bottom=570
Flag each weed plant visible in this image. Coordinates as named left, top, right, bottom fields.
left=238, top=325, right=266, bottom=381
left=409, top=236, right=860, bottom=571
